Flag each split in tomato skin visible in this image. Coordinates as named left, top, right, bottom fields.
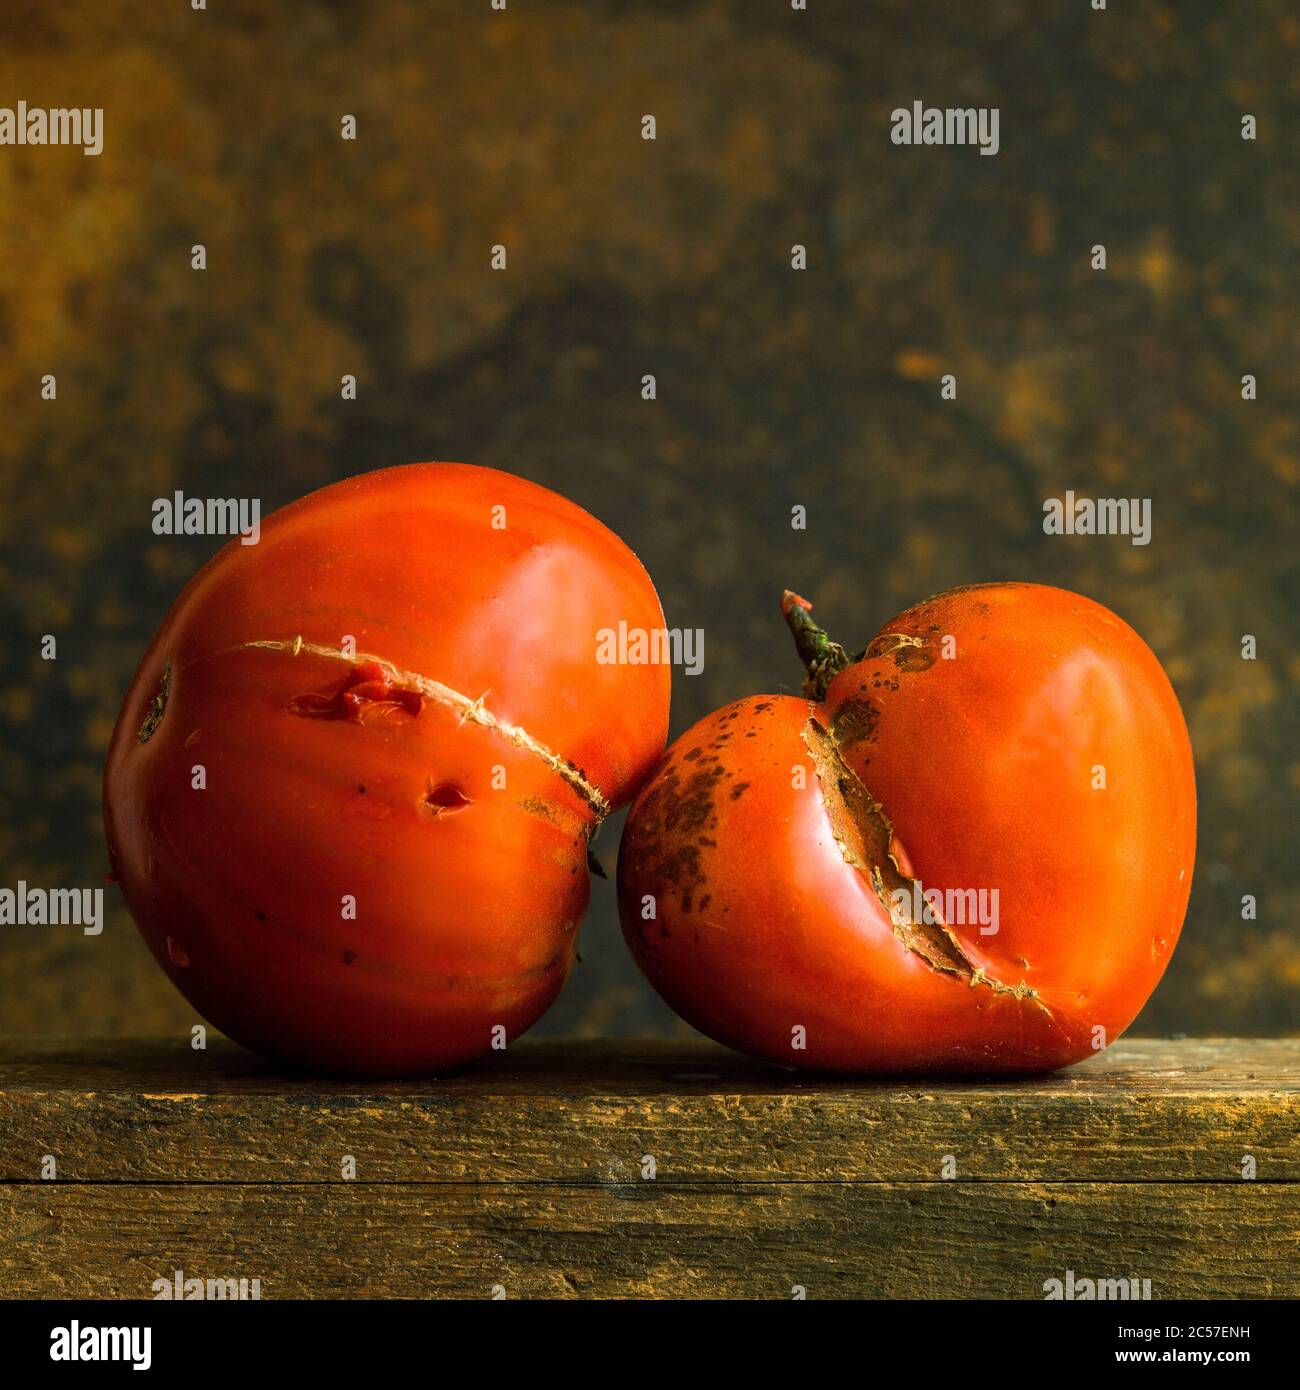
left=104, top=463, right=670, bottom=1076
left=617, top=583, right=1196, bottom=1074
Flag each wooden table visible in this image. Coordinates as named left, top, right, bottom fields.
left=0, top=1038, right=1294, bottom=1299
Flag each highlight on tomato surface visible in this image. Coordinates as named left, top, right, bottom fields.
left=617, top=583, right=1196, bottom=1074
left=103, top=463, right=670, bottom=1075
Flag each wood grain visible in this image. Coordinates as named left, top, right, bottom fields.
left=0, top=1182, right=1292, bottom=1300
left=0, top=1038, right=1294, bottom=1183
left=1, top=1038, right=1294, bottom=1298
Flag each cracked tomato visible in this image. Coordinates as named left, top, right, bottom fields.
left=104, top=463, right=669, bottom=1075
left=617, top=583, right=1196, bottom=1073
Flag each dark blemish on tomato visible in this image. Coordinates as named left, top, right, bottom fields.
left=424, top=783, right=472, bottom=814
left=357, top=784, right=366, bottom=794
left=752, top=701, right=772, bottom=713
left=289, top=661, right=423, bottom=721
left=662, top=764, right=726, bottom=835
left=137, top=662, right=172, bottom=743
left=937, top=582, right=1016, bottom=598
left=650, top=843, right=704, bottom=895
left=518, top=796, right=590, bottom=842
left=894, top=645, right=936, bottom=673
left=699, top=894, right=710, bottom=910
left=833, top=697, right=881, bottom=747
left=623, top=756, right=730, bottom=932
left=744, top=730, right=757, bottom=738
left=255, top=910, right=266, bottom=922
left=730, top=782, right=750, bottom=800
left=683, top=746, right=702, bottom=762
left=628, top=924, right=662, bottom=969
left=342, top=949, right=358, bottom=965
left=660, top=925, right=670, bottom=939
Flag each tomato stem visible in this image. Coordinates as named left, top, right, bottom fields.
left=781, top=591, right=853, bottom=701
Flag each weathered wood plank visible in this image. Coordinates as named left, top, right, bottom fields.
left=0, top=1038, right=1294, bottom=1184
left=0, top=1182, right=1293, bottom=1300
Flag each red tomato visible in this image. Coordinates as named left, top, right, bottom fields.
left=104, top=463, right=669, bottom=1074
left=618, top=584, right=1196, bottom=1072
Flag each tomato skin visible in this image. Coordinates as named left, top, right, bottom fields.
left=618, top=584, right=1196, bottom=1073
left=104, top=463, right=669, bottom=1075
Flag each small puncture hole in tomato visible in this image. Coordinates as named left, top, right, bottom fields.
left=424, top=782, right=472, bottom=814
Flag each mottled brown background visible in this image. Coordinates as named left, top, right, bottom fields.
left=1, top=1, right=1295, bottom=1043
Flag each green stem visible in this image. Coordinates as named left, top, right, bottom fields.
left=781, top=591, right=853, bottom=701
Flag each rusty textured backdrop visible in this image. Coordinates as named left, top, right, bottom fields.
left=0, top=1, right=1296, bottom=1043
